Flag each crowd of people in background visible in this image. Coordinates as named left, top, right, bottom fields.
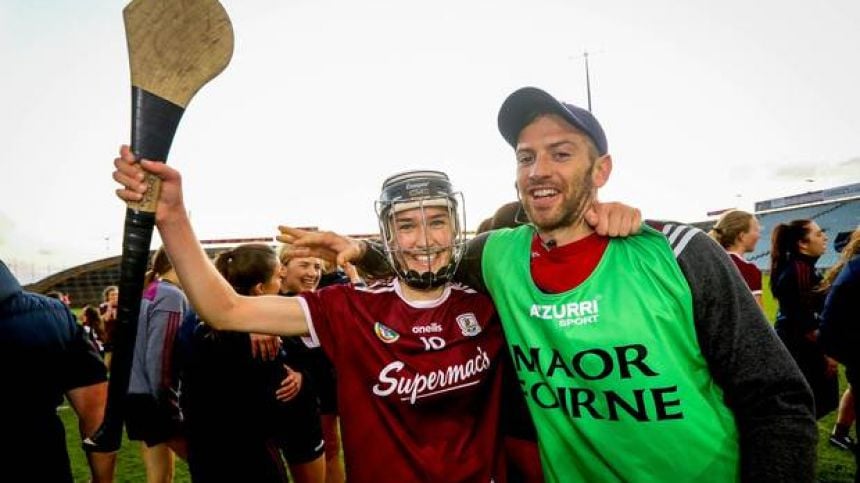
left=708, top=212, right=859, bottom=456
left=3, top=84, right=857, bottom=482
left=180, top=243, right=325, bottom=482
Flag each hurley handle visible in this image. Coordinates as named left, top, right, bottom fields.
left=85, top=88, right=186, bottom=452
left=85, top=0, right=232, bottom=452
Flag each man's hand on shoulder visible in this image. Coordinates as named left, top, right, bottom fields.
left=586, top=201, right=642, bottom=237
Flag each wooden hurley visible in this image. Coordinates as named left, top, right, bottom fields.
left=85, top=0, right=233, bottom=452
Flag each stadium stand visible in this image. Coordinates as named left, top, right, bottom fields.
left=24, top=232, right=379, bottom=307
left=24, top=247, right=232, bottom=308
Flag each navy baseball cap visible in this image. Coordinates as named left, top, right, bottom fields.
left=497, top=87, right=608, bottom=156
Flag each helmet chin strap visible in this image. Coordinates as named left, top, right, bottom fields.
left=393, top=243, right=455, bottom=289
left=401, top=264, right=454, bottom=289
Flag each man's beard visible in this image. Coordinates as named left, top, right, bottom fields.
left=522, top=172, right=595, bottom=233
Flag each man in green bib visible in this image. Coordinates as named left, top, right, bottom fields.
left=459, top=87, right=815, bottom=482
left=285, top=87, right=817, bottom=481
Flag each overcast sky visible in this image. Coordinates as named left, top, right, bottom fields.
left=2, top=0, right=859, bottom=283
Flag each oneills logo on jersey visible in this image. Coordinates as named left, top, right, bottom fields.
left=412, top=322, right=443, bottom=334
left=456, top=313, right=481, bottom=337
left=374, top=322, right=400, bottom=343
left=530, top=298, right=601, bottom=328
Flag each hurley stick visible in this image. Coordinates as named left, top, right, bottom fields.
left=85, top=0, right=233, bottom=452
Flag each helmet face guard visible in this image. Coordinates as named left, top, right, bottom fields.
left=375, top=171, right=467, bottom=290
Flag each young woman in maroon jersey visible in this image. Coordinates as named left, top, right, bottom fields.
left=708, top=209, right=763, bottom=307
left=114, top=149, right=508, bottom=481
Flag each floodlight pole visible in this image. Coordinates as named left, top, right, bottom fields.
left=584, top=51, right=592, bottom=112
left=570, top=50, right=601, bottom=111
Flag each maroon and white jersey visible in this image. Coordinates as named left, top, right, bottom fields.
left=297, top=278, right=505, bottom=482
left=729, top=252, right=763, bottom=297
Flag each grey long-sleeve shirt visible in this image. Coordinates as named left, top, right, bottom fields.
left=128, top=280, right=188, bottom=403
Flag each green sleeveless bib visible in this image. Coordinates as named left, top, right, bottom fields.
left=483, top=225, right=739, bottom=482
